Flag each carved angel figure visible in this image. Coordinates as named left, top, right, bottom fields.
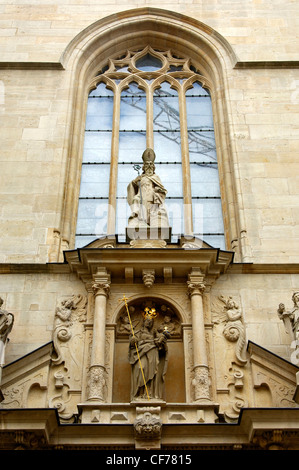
left=0, top=297, right=14, bottom=369
left=278, top=292, right=299, bottom=340
left=278, top=292, right=299, bottom=365
left=218, top=296, right=247, bottom=366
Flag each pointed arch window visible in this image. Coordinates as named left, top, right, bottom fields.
left=75, top=47, right=225, bottom=249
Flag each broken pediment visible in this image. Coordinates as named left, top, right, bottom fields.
left=247, top=341, right=299, bottom=408
left=0, top=342, right=53, bottom=408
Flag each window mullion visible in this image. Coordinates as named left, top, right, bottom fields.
left=147, top=84, right=154, bottom=149
left=178, top=85, right=193, bottom=235
left=107, top=85, right=120, bottom=235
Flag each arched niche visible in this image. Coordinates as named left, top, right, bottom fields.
left=58, top=7, right=249, bottom=262
left=113, top=297, right=185, bottom=404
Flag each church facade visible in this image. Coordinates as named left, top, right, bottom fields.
left=0, top=2, right=299, bottom=450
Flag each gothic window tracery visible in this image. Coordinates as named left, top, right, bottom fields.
left=75, top=47, right=225, bottom=249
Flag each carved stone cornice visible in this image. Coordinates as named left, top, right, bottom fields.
left=63, top=241, right=234, bottom=285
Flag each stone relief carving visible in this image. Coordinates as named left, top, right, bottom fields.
left=254, top=371, right=298, bottom=408
left=221, top=366, right=247, bottom=423
left=192, top=366, right=211, bottom=402
left=134, top=407, right=162, bottom=441
left=49, top=294, right=87, bottom=421
left=0, top=297, right=14, bottom=384
left=278, top=292, right=299, bottom=365
left=116, top=300, right=181, bottom=339
left=87, top=365, right=107, bottom=401
left=213, top=296, right=247, bottom=367
left=52, top=295, right=87, bottom=366
left=12, top=431, right=48, bottom=451
left=142, top=269, right=155, bottom=288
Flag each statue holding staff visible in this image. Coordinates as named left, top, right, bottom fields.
left=127, top=148, right=169, bottom=229
left=129, top=307, right=170, bottom=401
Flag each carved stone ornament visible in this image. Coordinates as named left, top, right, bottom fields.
left=278, top=292, right=299, bottom=365
left=187, top=280, right=206, bottom=296
left=142, top=269, right=155, bottom=288
left=116, top=299, right=181, bottom=339
left=52, top=295, right=87, bottom=366
left=87, top=365, right=106, bottom=401
left=0, top=297, right=14, bottom=379
left=192, top=365, right=210, bottom=401
left=92, top=281, right=110, bottom=297
left=134, top=407, right=162, bottom=440
left=218, top=296, right=247, bottom=366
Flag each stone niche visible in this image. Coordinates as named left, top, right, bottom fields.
left=113, top=297, right=184, bottom=403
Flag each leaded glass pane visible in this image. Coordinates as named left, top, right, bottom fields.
left=120, top=82, right=146, bottom=130
left=188, top=130, right=217, bottom=162
left=79, top=164, right=110, bottom=197
left=164, top=198, right=184, bottom=236
left=76, top=199, right=109, bottom=235
left=136, top=53, right=163, bottom=71
left=153, top=132, right=181, bottom=162
left=118, top=131, right=146, bottom=163
left=192, top=199, right=224, bottom=236
left=190, top=163, right=221, bottom=198
left=83, top=132, right=112, bottom=163
left=153, top=82, right=180, bottom=132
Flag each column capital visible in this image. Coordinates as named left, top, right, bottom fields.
left=92, top=268, right=111, bottom=297
left=187, top=280, right=206, bottom=296
left=187, top=268, right=206, bottom=296
left=92, top=280, right=111, bottom=297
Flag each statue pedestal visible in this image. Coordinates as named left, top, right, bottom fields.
left=126, top=226, right=171, bottom=243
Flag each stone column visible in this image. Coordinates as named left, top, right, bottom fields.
left=87, top=268, right=111, bottom=401
left=187, top=268, right=211, bottom=402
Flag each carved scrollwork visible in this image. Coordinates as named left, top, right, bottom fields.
left=218, top=296, right=247, bottom=366
left=52, top=294, right=87, bottom=365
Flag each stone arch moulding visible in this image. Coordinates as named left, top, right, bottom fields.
left=58, top=8, right=250, bottom=262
